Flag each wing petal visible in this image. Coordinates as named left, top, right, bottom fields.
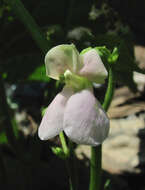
left=38, top=86, right=73, bottom=140
left=64, top=89, right=109, bottom=146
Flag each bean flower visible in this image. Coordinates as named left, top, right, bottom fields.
left=38, top=44, right=109, bottom=146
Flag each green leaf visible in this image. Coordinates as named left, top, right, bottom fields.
left=28, top=65, right=49, bottom=82
left=0, top=132, right=8, bottom=144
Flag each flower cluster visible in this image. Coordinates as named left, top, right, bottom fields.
left=38, top=44, right=109, bottom=146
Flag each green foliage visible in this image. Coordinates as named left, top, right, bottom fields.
left=0, top=132, right=8, bottom=144
left=102, top=39, right=139, bottom=92
left=94, top=46, right=119, bottom=71
left=28, top=65, right=49, bottom=82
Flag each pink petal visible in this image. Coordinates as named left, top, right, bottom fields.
left=38, top=86, right=73, bottom=140
left=63, top=88, right=109, bottom=146
left=79, top=49, right=108, bottom=83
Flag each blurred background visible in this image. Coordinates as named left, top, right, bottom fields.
left=0, top=0, right=145, bottom=189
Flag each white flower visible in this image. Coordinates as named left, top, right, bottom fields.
left=38, top=44, right=109, bottom=146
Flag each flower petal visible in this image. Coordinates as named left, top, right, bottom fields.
left=45, top=44, right=82, bottom=80
left=38, top=86, right=73, bottom=140
left=63, top=89, right=109, bottom=146
left=79, top=49, right=108, bottom=83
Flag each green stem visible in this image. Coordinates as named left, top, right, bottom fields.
left=89, top=145, right=102, bottom=190
left=6, top=0, right=49, bottom=54
left=59, top=132, right=69, bottom=156
left=89, top=66, right=115, bottom=190
left=102, top=67, right=115, bottom=111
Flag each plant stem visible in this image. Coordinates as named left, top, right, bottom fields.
left=89, top=66, right=115, bottom=190
left=102, top=67, right=115, bottom=111
left=6, top=0, right=50, bottom=54
left=59, top=132, right=70, bottom=156
left=89, top=145, right=102, bottom=190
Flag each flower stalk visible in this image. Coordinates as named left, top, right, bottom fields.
left=59, top=132, right=70, bottom=157
left=89, top=66, right=115, bottom=190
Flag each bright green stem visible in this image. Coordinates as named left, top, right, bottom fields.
left=90, top=145, right=102, bottom=190
left=102, top=68, right=115, bottom=111
left=89, top=66, right=115, bottom=190
left=6, top=0, right=49, bottom=54
left=59, top=132, right=70, bottom=156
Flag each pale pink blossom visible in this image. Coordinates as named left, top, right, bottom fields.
left=38, top=44, right=109, bottom=146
